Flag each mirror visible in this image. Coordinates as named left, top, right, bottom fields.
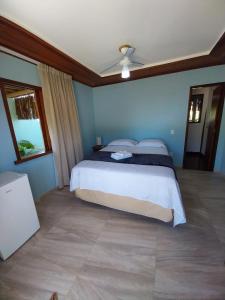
left=1, top=80, right=51, bottom=163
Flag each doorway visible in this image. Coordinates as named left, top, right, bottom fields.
left=183, top=83, right=225, bottom=171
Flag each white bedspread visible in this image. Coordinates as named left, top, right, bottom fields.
left=70, top=146, right=186, bottom=226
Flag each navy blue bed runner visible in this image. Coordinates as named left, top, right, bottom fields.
left=88, top=151, right=177, bottom=178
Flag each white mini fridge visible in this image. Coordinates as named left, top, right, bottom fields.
left=0, top=172, right=40, bottom=260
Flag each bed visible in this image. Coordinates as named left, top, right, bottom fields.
left=70, top=139, right=186, bottom=226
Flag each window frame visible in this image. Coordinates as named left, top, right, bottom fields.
left=188, top=93, right=204, bottom=124
left=0, top=77, right=52, bottom=164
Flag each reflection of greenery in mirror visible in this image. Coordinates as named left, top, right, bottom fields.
left=5, top=85, right=46, bottom=159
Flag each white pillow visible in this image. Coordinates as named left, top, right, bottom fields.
left=108, top=139, right=138, bottom=146
left=137, top=139, right=166, bottom=148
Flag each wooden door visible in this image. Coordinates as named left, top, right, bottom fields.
left=205, top=85, right=225, bottom=170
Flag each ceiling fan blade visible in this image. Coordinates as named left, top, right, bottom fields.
left=132, top=54, right=148, bottom=64
left=129, top=61, right=145, bottom=66
left=100, top=61, right=120, bottom=74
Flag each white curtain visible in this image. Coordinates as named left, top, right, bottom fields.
left=38, top=63, right=83, bottom=188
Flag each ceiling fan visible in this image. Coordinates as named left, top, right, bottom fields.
left=100, top=45, right=144, bottom=79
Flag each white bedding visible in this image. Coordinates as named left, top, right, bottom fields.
left=70, top=145, right=186, bottom=226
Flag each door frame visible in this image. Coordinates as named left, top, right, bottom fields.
left=183, top=81, right=225, bottom=170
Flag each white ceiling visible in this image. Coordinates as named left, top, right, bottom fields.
left=1, top=0, right=225, bottom=76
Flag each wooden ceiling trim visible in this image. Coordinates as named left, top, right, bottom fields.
left=96, top=54, right=224, bottom=86
left=210, top=32, right=225, bottom=59
left=0, top=16, right=100, bottom=86
left=0, top=16, right=224, bottom=87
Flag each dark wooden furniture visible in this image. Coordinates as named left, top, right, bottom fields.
left=92, top=145, right=105, bottom=152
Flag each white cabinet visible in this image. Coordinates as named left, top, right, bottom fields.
left=0, top=172, right=40, bottom=260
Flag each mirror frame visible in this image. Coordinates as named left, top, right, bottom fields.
left=0, top=77, right=52, bottom=164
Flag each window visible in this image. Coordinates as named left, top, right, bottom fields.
left=188, top=94, right=204, bottom=123
left=0, top=78, right=52, bottom=163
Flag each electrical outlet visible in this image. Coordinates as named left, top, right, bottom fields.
left=170, top=129, right=175, bottom=135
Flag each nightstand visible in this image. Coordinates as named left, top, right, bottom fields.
left=92, top=145, right=105, bottom=152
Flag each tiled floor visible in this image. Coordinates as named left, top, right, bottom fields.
left=0, top=169, right=225, bottom=300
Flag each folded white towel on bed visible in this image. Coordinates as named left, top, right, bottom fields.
left=111, top=151, right=133, bottom=160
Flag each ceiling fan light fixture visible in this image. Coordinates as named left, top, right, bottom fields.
left=121, top=65, right=130, bottom=79
left=100, top=44, right=143, bottom=76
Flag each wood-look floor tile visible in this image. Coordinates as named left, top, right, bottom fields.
left=4, top=264, right=74, bottom=295
left=0, top=170, right=225, bottom=299
left=154, top=259, right=225, bottom=300
left=62, top=276, right=117, bottom=300
left=86, top=240, right=156, bottom=277
left=32, top=237, right=93, bottom=261
left=99, top=217, right=158, bottom=250
left=77, top=264, right=154, bottom=300
left=0, top=277, right=54, bottom=300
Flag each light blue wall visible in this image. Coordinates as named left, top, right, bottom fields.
left=222, top=151, right=225, bottom=174
left=74, top=81, right=95, bottom=157
left=0, top=52, right=40, bottom=84
left=214, top=102, right=225, bottom=174
left=221, top=150, right=225, bottom=174
left=0, top=52, right=56, bottom=200
left=93, top=65, right=225, bottom=169
left=0, top=52, right=95, bottom=199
